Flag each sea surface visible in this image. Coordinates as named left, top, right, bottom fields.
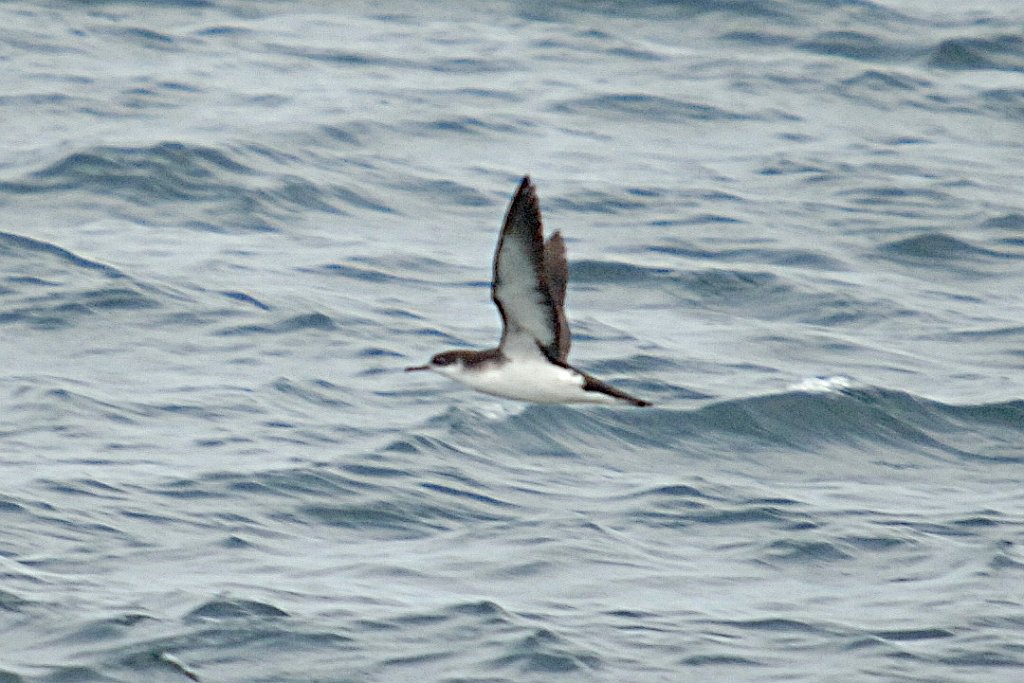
left=2, top=1, right=1023, bottom=681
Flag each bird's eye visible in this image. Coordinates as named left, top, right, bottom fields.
left=432, top=355, right=450, bottom=366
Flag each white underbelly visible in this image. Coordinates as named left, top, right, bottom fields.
left=454, top=360, right=616, bottom=404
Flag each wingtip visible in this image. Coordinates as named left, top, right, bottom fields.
left=511, top=175, right=539, bottom=209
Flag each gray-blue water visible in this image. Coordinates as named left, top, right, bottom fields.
left=2, top=1, right=1023, bottom=681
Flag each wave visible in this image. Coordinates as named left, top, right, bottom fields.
left=414, top=385, right=1024, bottom=466
left=798, top=30, right=910, bottom=62
left=551, top=93, right=752, bottom=123
left=0, top=231, right=126, bottom=279
left=0, top=231, right=163, bottom=329
left=0, top=142, right=397, bottom=232
left=879, top=233, right=1013, bottom=260
left=929, top=34, right=1024, bottom=72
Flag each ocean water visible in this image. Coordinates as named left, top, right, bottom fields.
left=2, top=0, right=1023, bottom=681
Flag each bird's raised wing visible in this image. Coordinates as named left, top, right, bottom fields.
left=543, top=231, right=570, bottom=362
left=491, top=176, right=564, bottom=362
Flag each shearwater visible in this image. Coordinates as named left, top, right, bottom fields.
left=407, top=176, right=651, bottom=407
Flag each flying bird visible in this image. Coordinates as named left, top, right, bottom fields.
left=406, top=176, right=650, bottom=407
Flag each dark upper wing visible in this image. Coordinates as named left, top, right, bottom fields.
left=491, top=176, right=563, bottom=362
left=543, top=231, right=571, bottom=362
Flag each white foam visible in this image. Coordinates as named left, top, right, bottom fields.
left=788, top=376, right=854, bottom=394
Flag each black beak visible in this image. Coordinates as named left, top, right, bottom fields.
left=405, top=365, right=430, bottom=372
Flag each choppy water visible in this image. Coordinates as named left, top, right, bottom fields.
left=2, top=1, right=1024, bottom=681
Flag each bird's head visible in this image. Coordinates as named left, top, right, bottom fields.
left=405, top=350, right=467, bottom=377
